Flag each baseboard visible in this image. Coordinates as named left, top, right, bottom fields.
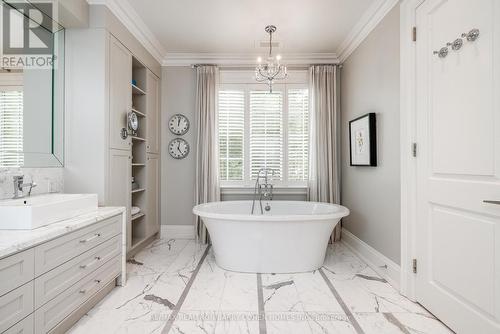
left=341, top=229, right=401, bottom=290
left=161, top=224, right=195, bottom=239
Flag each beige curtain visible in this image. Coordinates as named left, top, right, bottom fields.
left=194, top=65, right=220, bottom=244
left=308, top=65, right=341, bottom=242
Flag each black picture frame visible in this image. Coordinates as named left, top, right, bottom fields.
left=349, top=113, right=377, bottom=167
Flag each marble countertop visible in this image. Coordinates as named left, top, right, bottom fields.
left=0, top=207, right=125, bottom=259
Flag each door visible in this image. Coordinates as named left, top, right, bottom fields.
left=146, top=71, right=160, bottom=154
left=109, top=35, right=132, bottom=150
left=415, top=0, right=500, bottom=333
left=146, top=153, right=160, bottom=235
left=108, top=149, right=132, bottom=247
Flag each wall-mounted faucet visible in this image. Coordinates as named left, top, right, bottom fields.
left=13, top=175, right=37, bottom=199
left=251, top=168, right=274, bottom=214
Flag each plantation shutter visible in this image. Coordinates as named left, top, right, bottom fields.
left=0, top=90, right=23, bottom=167
left=288, top=88, right=309, bottom=181
left=218, top=90, right=244, bottom=181
left=249, top=90, right=283, bottom=180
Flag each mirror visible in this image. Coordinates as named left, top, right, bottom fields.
left=0, top=1, right=65, bottom=168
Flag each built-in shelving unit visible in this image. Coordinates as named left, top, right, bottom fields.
left=130, top=56, right=149, bottom=252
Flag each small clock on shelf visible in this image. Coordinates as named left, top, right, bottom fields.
left=168, top=138, right=190, bottom=159
left=168, top=114, right=190, bottom=135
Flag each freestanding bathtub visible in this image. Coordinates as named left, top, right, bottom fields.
left=193, top=201, right=349, bottom=273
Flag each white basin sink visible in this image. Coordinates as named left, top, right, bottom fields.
left=0, top=193, right=98, bottom=230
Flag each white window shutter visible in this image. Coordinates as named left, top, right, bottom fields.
left=249, top=90, right=283, bottom=180
left=218, top=90, right=245, bottom=181
left=288, top=89, right=309, bottom=181
left=0, top=90, right=23, bottom=167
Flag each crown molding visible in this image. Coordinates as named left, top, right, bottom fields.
left=162, top=52, right=339, bottom=67
left=337, top=0, right=400, bottom=63
left=86, top=0, right=167, bottom=63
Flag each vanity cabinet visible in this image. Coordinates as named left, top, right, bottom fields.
left=65, top=23, right=161, bottom=256
left=0, top=212, right=124, bottom=334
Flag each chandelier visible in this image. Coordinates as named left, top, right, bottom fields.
left=255, top=25, right=287, bottom=93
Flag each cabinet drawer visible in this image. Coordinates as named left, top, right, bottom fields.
left=34, top=256, right=120, bottom=334
left=3, top=314, right=33, bottom=334
left=0, top=249, right=34, bottom=297
left=34, top=235, right=121, bottom=309
left=34, top=215, right=121, bottom=275
left=0, top=282, right=33, bottom=333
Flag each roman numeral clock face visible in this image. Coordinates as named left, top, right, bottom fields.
left=168, top=114, right=190, bottom=135
left=168, top=138, right=190, bottom=159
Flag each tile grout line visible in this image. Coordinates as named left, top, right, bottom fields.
left=382, top=313, right=412, bottom=334
left=161, top=244, right=211, bottom=334
left=256, top=273, right=267, bottom=334
left=318, top=268, right=365, bottom=334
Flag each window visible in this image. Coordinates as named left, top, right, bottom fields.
left=0, top=89, right=23, bottom=167
left=218, top=81, right=309, bottom=187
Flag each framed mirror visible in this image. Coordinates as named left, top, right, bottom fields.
left=0, top=1, right=65, bottom=168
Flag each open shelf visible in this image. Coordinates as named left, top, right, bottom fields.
left=131, top=188, right=145, bottom=194
left=132, top=84, right=146, bottom=95
left=131, top=136, right=146, bottom=142
left=131, top=212, right=145, bottom=221
left=131, top=108, right=146, bottom=117
left=132, top=163, right=145, bottom=167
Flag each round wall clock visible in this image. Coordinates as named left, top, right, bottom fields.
left=168, top=138, right=190, bottom=159
left=168, top=114, right=190, bottom=135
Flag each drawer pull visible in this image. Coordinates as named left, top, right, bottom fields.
left=79, top=233, right=101, bottom=243
left=79, top=279, right=102, bottom=294
left=79, top=256, right=102, bottom=269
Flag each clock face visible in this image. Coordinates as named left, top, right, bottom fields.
left=168, top=114, right=189, bottom=135
left=128, top=112, right=139, bottom=132
left=168, top=138, right=190, bottom=159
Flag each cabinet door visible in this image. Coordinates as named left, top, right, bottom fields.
left=109, top=36, right=132, bottom=150
left=146, top=153, right=160, bottom=235
left=108, top=149, right=131, bottom=247
left=146, top=71, right=160, bottom=154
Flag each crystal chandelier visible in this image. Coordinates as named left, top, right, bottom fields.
left=255, top=25, right=287, bottom=93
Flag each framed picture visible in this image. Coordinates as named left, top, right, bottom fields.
left=349, top=113, right=377, bottom=166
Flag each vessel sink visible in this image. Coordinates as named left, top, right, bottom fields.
left=0, top=193, right=98, bottom=230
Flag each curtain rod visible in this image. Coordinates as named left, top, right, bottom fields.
left=192, top=64, right=343, bottom=69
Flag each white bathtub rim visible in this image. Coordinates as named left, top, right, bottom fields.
left=193, top=200, right=350, bottom=222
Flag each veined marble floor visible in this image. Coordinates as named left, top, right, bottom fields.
left=68, top=234, right=454, bottom=334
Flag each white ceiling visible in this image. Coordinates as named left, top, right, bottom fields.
left=125, top=0, right=376, bottom=56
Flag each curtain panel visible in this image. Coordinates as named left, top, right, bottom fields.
left=194, top=65, right=220, bottom=244
left=308, top=64, right=342, bottom=242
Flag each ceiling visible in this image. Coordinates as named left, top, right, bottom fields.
left=124, top=0, right=376, bottom=57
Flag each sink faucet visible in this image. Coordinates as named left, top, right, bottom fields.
left=251, top=168, right=274, bottom=214
left=13, top=175, right=37, bottom=199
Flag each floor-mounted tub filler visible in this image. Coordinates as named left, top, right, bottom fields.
left=193, top=200, right=349, bottom=273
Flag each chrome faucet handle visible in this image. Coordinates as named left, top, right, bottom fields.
left=28, top=182, right=37, bottom=196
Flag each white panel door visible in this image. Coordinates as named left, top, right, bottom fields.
left=146, top=153, right=160, bottom=236
left=146, top=71, right=160, bottom=154
left=416, top=0, right=500, bottom=333
left=109, top=36, right=132, bottom=150
left=108, top=149, right=131, bottom=247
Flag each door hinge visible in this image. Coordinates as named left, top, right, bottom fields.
left=412, top=27, right=417, bottom=41
left=412, top=143, right=417, bottom=157
left=412, top=259, right=417, bottom=274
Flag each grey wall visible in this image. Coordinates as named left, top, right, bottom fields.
left=340, top=4, right=401, bottom=264
left=161, top=67, right=197, bottom=225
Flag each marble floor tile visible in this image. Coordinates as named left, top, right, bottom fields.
left=69, top=237, right=454, bottom=334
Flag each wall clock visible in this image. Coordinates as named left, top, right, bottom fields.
left=168, top=114, right=190, bottom=135
left=168, top=138, right=190, bottom=159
